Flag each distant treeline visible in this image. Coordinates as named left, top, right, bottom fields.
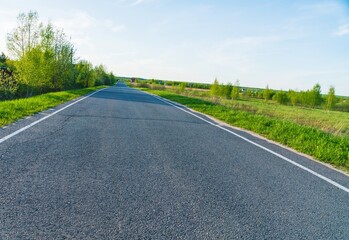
left=209, top=79, right=342, bottom=111
left=132, top=77, right=348, bottom=112
left=131, top=78, right=211, bottom=89
left=0, top=11, right=117, bottom=100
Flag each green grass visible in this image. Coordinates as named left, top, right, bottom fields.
left=181, top=88, right=349, bottom=138
left=140, top=88, right=349, bottom=171
left=220, top=98, right=349, bottom=137
left=0, top=86, right=106, bottom=128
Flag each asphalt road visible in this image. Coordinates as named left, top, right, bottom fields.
left=1, top=82, right=349, bottom=239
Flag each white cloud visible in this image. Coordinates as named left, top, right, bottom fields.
left=334, top=24, right=349, bottom=36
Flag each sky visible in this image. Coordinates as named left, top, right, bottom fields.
left=0, top=0, right=348, bottom=95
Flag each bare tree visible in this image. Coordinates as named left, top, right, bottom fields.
left=7, top=11, right=42, bottom=58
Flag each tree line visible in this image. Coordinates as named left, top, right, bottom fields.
left=132, top=77, right=343, bottom=111
left=0, top=11, right=117, bottom=100
left=209, top=79, right=340, bottom=110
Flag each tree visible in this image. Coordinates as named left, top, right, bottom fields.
left=288, top=90, right=298, bottom=106
left=222, top=82, right=233, bottom=99
left=231, top=80, right=240, bottom=100
left=0, top=67, right=19, bottom=100
left=7, top=11, right=42, bottom=59
left=308, top=83, right=322, bottom=108
left=263, top=85, right=270, bottom=102
left=7, top=12, right=78, bottom=95
left=94, top=64, right=108, bottom=86
left=16, top=45, right=54, bottom=96
left=0, top=52, right=7, bottom=67
left=179, top=82, right=186, bottom=93
left=108, top=72, right=117, bottom=85
left=325, top=86, right=336, bottom=110
left=75, top=60, right=96, bottom=87
left=210, top=78, right=220, bottom=97
left=273, top=91, right=289, bottom=105
left=39, top=24, right=76, bottom=90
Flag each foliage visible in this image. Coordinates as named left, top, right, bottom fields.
left=273, top=91, right=289, bottom=105
left=0, top=52, right=7, bottom=67
left=231, top=80, right=240, bottom=100
left=326, top=86, right=336, bottom=110
left=179, top=82, right=186, bottom=93
left=288, top=90, right=298, bottom=106
left=221, top=82, right=233, bottom=99
left=263, top=85, right=270, bottom=102
left=210, top=78, right=220, bottom=97
left=75, top=60, right=96, bottom=88
left=0, top=68, right=19, bottom=100
left=1, top=11, right=116, bottom=100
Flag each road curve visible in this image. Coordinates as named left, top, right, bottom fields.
left=1, top=82, right=349, bottom=239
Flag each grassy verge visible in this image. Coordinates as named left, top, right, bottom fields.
left=173, top=87, right=349, bottom=137
left=140, top=88, right=349, bottom=171
left=0, top=86, right=106, bottom=128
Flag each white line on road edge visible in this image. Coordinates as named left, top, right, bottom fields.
left=149, top=93, right=349, bottom=194
left=0, top=88, right=106, bottom=144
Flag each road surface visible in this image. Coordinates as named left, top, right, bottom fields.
left=1, top=82, right=349, bottom=239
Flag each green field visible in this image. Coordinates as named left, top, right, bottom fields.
left=135, top=84, right=349, bottom=172
left=207, top=95, right=348, bottom=138
left=170, top=86, right=349, bottom=138
left=0, top=86, right=106, bottom=128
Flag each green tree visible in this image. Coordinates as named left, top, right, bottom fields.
left=231, top=80, right=240, bottom=100
left=15, top=45, right=55, bottom=96
left=273, top=91, right=289, bottom=105
left=179, top=82, right=186, bottom=93
left=0, top=52, right=7, bottom=67
left=325, top=86, right=336, bottom=110
left=288, top=90, right=298, bottom=106
left=210, top=78, right=220, bottom=97
left=222, top=82, right=233, bottom=99
left=108, top=72, right=117, bottom=85
left=75, top=60, right=96, bottom=87
left=263, top=85, right=270, bottom=102
left=308, top=83, right=322, bottom=108
left=94, top=64, right=109, bottom=86
left=50, top=28, right=75, bottom=90
left=0, top=67, right=19, bottom=100
left=7, top=12, right=77, bottom=95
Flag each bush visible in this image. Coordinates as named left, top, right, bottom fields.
left=273, top=91, right=289, bottom=105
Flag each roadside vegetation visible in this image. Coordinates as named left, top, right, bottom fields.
left=0, top=86, right=105, bottom=128
left=0, top=11, right=117, bottom=101
left=131, top=79, right=349, bottom=171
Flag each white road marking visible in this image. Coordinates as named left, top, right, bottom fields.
left=148, top=92, right=349, bottom=194
left=0, top=88, right=105, bottom=144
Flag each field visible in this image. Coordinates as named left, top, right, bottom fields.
left=0, top=86, right=106, bottom=128
left=133, top=83, right=349, bottom=171
left=190, top=89, right=349, bottom=137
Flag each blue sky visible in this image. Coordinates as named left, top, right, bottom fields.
left=0, top=0, right=348, bottom=95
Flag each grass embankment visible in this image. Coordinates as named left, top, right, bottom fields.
left=140, top=88, right=349, bottom=171
left=0, top=86, right=106, bottom=128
